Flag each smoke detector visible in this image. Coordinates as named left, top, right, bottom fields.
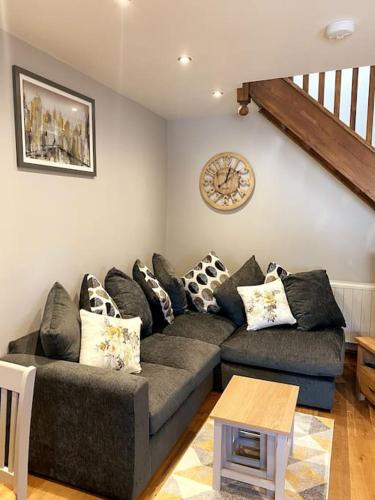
left=325, top=20, right=355, bottom=40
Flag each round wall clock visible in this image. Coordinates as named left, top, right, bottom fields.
left=199, top=152, right=255, bottom=211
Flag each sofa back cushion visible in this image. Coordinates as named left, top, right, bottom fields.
left=283, top=270, right=346, bottom=331
left=214, top=255, right=265, bottom=326
left=105, top=268, right=153, bottom=338
left=40, top=282, right=81, bottom=362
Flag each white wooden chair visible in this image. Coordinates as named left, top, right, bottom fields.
left=0, top=361, right=36, bottom=500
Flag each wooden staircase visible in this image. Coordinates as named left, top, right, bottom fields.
left=237, top=67, right=375, bottom=209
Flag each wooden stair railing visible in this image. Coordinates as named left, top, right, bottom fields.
left=237, top=76, right=375, bottom=209
left=291, top=66, right=375, bottom=148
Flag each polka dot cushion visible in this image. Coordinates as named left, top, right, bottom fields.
left=133, top=260, right=174, bottom=327
left=265, top=262, right=290, bottom=283
left=182, top=252, right=230, bottom=313
left=79, top=274, right=121, bottom=318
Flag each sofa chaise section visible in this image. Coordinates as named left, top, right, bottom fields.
left=221, top=325, right=345, bottom=377
left=220, top=325, right=345, bottom=409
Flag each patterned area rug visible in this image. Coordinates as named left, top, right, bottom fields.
left=155, top=412, right=334, bottom=500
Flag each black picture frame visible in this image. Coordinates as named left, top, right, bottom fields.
left=13, top=65, right=96, bottom=176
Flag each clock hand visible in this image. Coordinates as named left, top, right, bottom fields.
left=218, top=167, right=232, bottom=189
left=219, top=171, right=239, bottom=189
left=224, top=167, right=232, bottom=184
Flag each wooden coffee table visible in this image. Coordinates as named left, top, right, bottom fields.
left=211, top=376, right=299, bottom=499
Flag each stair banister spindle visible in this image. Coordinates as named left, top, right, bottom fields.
left=366, top=66, right=375, bottom=144
left=318, top=72, right=325, bottom=105
left=334, top=70, right=342, bottom=117
left=303, top=74, right=309, bottom=93
left=350, top=68, right=359, bottom=131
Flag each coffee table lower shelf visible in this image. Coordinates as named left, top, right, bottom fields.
left=213, top=420, right=294, bottom=498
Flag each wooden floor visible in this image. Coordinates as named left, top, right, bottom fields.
left=1, top=353, right=374, bottom=499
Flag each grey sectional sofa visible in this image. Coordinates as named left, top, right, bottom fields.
left=5, top=310, right=345, bottom=499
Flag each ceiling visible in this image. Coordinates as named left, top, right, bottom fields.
left=0, top=0, right=374, bottom=119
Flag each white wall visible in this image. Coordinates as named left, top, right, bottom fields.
left=0, top=30, right=167, bottom=353
left=166, top=112, right=375, bottom=283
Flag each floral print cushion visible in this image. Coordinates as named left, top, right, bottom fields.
left=237, top=279, right=296, bottom=331
left=79, top=309, right=141, bottom=373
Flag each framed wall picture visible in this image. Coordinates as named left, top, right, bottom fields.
left=13, top=65, right=96, bottom=176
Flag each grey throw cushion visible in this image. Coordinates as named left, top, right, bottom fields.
left=283, top=270, right=346, bottom=331
left=214, top=255, right=265, bottom=326
left=152, top=254, right=187, bottom=315
left=105, top=268, right=153, bottom=338
left=40, top=282, right=81, bottom=362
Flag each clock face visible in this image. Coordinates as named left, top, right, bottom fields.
left=199, top=152, right=255, bottom=211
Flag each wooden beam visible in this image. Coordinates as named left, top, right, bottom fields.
left=237, top=83, right=251, bottom=116
left=243, top=82, right=250, bottom=101
left=248, top=78, right=375, bottom=209
left=334, top=70, right=342, bottom=117
left=350, top=68, right=359, bottom=131
left=237, top=87, right=244, bottom=103
left=366, top=66, right=375, bottom=144
left=237, top=83, right=250, bottom=104
left=318, top=72, right=325, bottom=105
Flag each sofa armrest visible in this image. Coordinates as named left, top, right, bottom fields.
left=8, top=331, right=44, bottom=356
left=3, top=354, right=150, bottom=499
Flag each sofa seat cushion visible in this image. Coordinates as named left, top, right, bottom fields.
left=162, top=311, right=236, bottom=345
left=221, top=325, right=344, bottom=377
left=141, top=334, right=220, bottom=388
left=140, top=334, right=220, bottom=434
left=138, top=363, right=193, bottom=435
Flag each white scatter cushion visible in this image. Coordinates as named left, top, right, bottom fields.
left=79, top=309, right=141, bottom=373
left=182, top=251, right=230, bottom=313
left=237, top=279, right=296, bottom=331
left=264, top=262, right=290, bottom=284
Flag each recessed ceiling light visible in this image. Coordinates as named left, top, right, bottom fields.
left=72, top=107, right=78, bottom=112
left=178, top=55, right=192, bottom=65
left=212, top=90, right=224, bottom=98
left=116, top=0, right=132, bottom=7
